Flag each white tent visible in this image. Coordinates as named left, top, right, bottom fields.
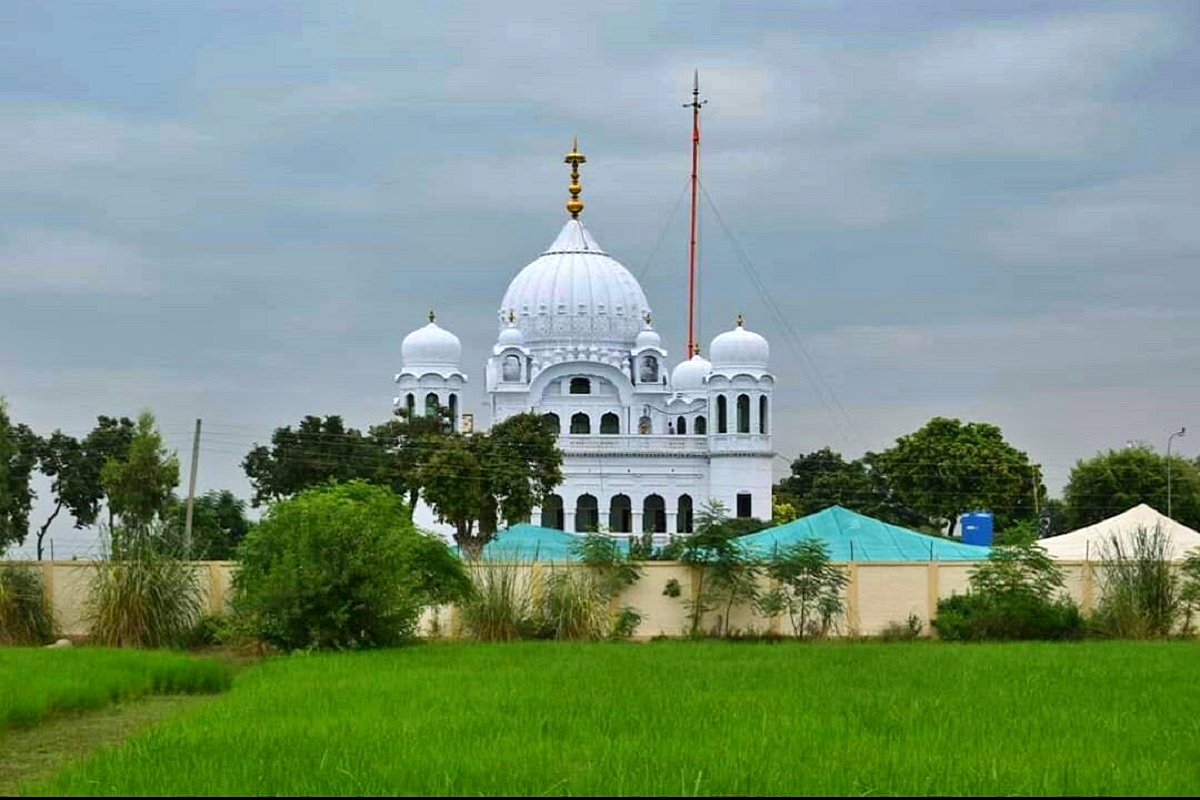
left=1040, top=503, right=1200, bottom=561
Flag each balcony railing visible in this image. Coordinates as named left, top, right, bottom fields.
left=557, top=434, right=709, bottom=456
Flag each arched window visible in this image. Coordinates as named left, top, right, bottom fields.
left=695, top=415, right=707, bottom=435
left=716, top=396, right=728, bottom=433
left=570, top=412, right=590, bottom=435
left=639, top=355, right=659, bottom=383
left=759, top=395, right=768, bottom=433
left=677, top=495, right=694, bottom=533
left=676, top=416, right=687, bottom=435
left=600, top=413, right=620, bottom=434
left=609, top=494, right=632, bottom=533
left=425, top=392, right=438, bottom=418
left=737, top=394, right=751, bottom=433
left=448, top=394, right=458, bottom=432
left=569, top=377, right=590, bottom=395
left=542, top=413, right=560, bottom=435
left=541, top=495, right=564, bottom=530
left=575, top=494, right=599, bottom=533
left=502, top=354, right=521, bottom=382
left=638, top=415, right=652, bottom=435
left=405, top=393, right=415, bottom=417
left=642, top=494, right=666, bottom=533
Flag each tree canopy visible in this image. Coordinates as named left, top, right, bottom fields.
left=164, top=490, right=254, bottom=560
left=242, top=415, right=384, bottom=506
left=421, top=412, right=563, bottom=559
left=1062, top=445, right=1200, bottom=531
left=0, top=400, right=39, bottom=553
left=866, top=417, right=1044, bottom=536
left=100, top=411, right=180, bottom=537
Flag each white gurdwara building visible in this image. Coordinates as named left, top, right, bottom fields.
left=395, top=143, right=774, bottom=540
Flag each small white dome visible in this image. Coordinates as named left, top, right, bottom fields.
left=401, top=318, right=462, bottom=370
left=671, top=354, right=712, bottom=392
left=497, top=319, right=525, bottom=348
left=635, top=323, right=662, bottom=351
left=710, top=319, right=769, bottom=369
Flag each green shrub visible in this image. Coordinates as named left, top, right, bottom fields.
left=539, top=568, right=609, bottom=641
left=231, top=481, right=471, bottom=651
left=1093, top=525, right=1181, bottom=639
left=85, top=528, right=203, bottom=648
left=878, top=613, right=924, bottom=642
left=758, top=538, right=848, bottom=639
left=933, top=542, right=1084, bottom=641
left=1182, top=550, right=1200, bottom=635
left=0, top=564, right=56, bottom=645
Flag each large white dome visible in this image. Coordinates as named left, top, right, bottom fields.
left=499, top=219, right=650, bottom=348
left=709, top=319, right=769, bottom=369
left=401, top=318, right=462, bottom=372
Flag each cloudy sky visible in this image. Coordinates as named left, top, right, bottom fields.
left=2, top=1, right=1198, bottom=557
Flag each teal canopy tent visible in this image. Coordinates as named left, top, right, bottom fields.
left=477, top=523, right=627, bottom=562
left=738, top=505, right=992, bottom=561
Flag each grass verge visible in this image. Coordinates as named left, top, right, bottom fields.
left=18, top=639, right=1200, bottom=796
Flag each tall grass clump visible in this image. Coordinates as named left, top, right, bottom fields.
left=1180, top=549, right=1200, bottom=634
left=84, top=525, right=203, bottom=648
left=460, top=559, right=536, bottom=641
left=232, top=481, right=471, bottom=652
left=0, top=563, right=56, bottom=645
left=1094, top=524, right=1181, bottom=639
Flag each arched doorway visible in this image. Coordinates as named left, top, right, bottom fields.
left=716, top=396, right=728, bottom=433
left=575, top=494, right=599, bottom=533
left=540, top=495, right=564, bottom=530
left=570, top=412, right=590, bottom=434
left=759, top=396, right=768, bottom=433
left=695, top=415, right=707, bottom=434
left=600, top=412, right=620, bottom=434
left=676, top=416, right=687, bottom=435
left=609, top=494, right=632, bottom=533
left=542, top=413, right=560, bottom=435
left=642, top=494, right=666, bottom=533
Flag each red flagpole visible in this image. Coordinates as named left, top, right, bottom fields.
left=684, top=71, right=706, bottom=359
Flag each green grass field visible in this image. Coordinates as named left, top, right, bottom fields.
left=0, top=648, right=232, bottom=731
left=15, top=640, right=1200, bottom=796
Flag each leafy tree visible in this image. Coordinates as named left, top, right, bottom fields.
left=163, top=490, right=254, bottom=560
left=78, top=415, right=136, bottom=529
left=100, top=411, right=180, bottom=544
left=774, top=447, right=922, bottom=528
left=867, top=417, right=1044, bottom=536
left=422, top=412, right=563, bottom=559
left=231, top=480, right=471, bottom=651
left=34, top=431, right=106, bottom=560
left=0, top=400, right=40, bottom=553
left=758, top=539, right=848, bottom=639
left=677, top=500, right=760, bottom=637
left=242, top=415, right=385, bottom=507
left=1062, top=445, right=1200, bottom=531
left=368, top=405, right=454, bottom=516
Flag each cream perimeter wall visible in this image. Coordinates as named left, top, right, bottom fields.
left=13, top=559, right=1116, bottom=640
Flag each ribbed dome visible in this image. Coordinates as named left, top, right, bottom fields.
left=401, top=320, right=462, bottom=370
left=499, top=219, right=650, bottom=347
left=671, top=354, right=712, bottom=392
left=710, top=322, right=769, bottom=369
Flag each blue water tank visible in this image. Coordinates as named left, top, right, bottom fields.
left=960, top=511, right=994, bottom=547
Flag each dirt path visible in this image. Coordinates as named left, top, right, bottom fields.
left=0, top=694, right=216, bottom=796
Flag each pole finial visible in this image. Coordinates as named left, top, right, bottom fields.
left=428, top=308, right=435, bottom=323
left=507, top=309, right=516, bottom=324
left=736, top=313, right=744, bottom=328
left=564, top=139, right=587, bottom=219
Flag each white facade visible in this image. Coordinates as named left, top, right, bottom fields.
left=395, top=178, right=775, bottom=541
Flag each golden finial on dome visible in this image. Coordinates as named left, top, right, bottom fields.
left=428, top=309, right=436, bottom=323
left=564, top=138, right=586, bottom=219
left=507, top=309, right=516, bottom=324
left=736, top=313, right=744, bottom=328
left=644, top=311, right=652, bottom=326
left=692, top=342, right=701, bottom=356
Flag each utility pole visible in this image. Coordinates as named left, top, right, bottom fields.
left=184, top=418, right=201, bottom=559
left=1168, top=426, right=1186, bottom=520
